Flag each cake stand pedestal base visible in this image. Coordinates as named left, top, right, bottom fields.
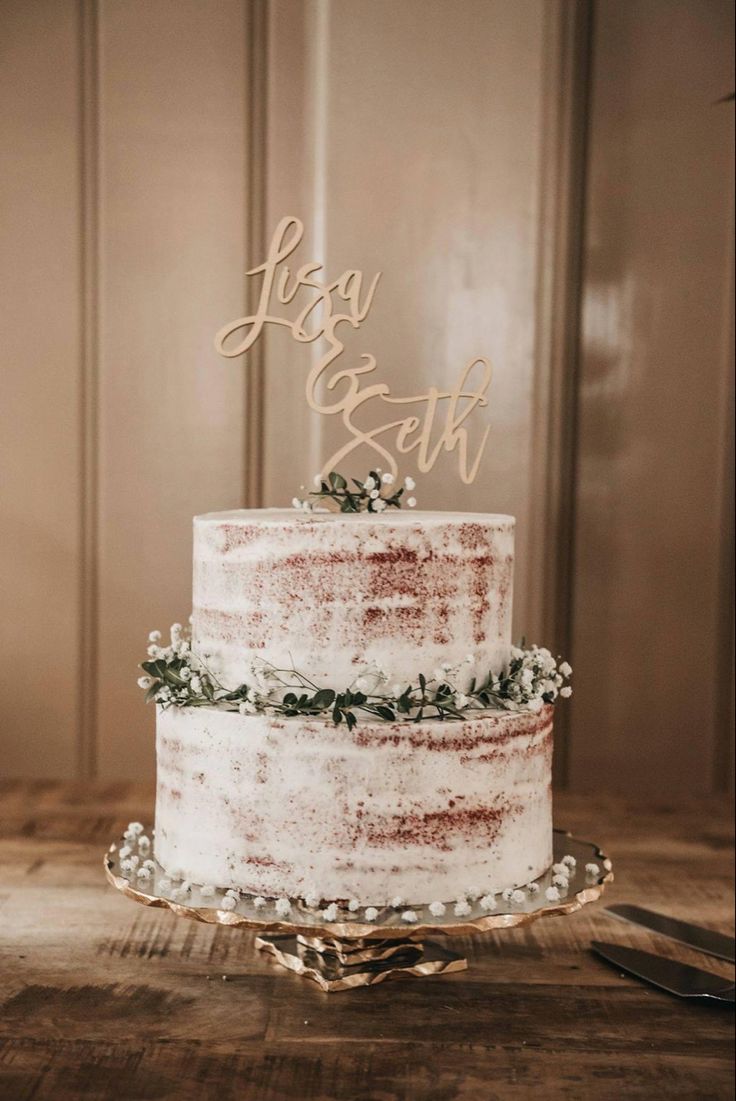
left=255, top=933, right=467, bottom=991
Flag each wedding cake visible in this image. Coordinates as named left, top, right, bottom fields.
left=148, top=495, right=565, bottom=907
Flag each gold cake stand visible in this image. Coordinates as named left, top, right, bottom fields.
left=104, top=828, right=612, bottom=992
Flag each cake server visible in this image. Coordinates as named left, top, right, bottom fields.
left=591, top=941, right=735, bottom=1004
left=603, top=904, right=735, bottom=963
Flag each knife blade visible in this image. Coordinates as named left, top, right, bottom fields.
left=591, top=941, right=735, bottom=1004
left=604, top=904, right=735, bottom=963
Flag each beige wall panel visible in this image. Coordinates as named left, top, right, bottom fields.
left=263, top=0, right=546, bottom=640
left=0, top=1, right=82, bottom=778
left=570, top=0, right=734, bottom=793
left=96, top=0, right=248, bottom=779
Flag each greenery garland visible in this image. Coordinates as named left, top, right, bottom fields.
left=139, top=626, right=571, bottom=730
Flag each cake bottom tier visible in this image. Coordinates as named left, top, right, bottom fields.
left=155, top=704, right=553, bottom=905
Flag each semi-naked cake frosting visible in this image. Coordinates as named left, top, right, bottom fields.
left=155, top=509, right=554, bottom=904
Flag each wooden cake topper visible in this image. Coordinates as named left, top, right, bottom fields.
left=215, top=216, right=492, bottom=483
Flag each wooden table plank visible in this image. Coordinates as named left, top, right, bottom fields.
left=0, top=783, right=733, bottom=1101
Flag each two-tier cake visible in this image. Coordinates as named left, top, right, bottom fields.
left=150, top=505, right=558, bottom=905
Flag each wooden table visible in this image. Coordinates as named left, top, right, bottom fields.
left=0, top=783, right=733, bottom=1100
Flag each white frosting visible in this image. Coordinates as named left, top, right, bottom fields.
left=154, top=507, right=555, bottom=903
left=155, top=703, right=553, bottom=904
left=191, top=509, right=514, bottom=693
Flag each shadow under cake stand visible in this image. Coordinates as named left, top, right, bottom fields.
left=105, top=828, right=613, bottom=992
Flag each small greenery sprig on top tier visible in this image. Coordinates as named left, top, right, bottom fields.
left=138, top=625, right=572, bottom=730
left=292, top=470, right=416, bottom=513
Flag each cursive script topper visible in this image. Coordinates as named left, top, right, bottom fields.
left=215, top=216, right=492, bottom=484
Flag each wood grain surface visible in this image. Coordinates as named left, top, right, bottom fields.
left=0, top=783, right=733, bottom=1100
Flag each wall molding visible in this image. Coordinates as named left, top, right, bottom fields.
left=713, top=220, right=735, bottom=794
left=77, top=0, right=100, bottom=780
left=243, top=0, right=269, bottom=508
left=529, top=0, right=593, bottom=787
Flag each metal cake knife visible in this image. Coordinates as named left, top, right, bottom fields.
left=603, top=904, right=735, bottom=963
left=591, top=941, right=735, bottom=1004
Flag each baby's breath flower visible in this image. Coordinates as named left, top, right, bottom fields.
left=404, top=476, right=415, bottom=490
left=407, top=497, right=417, bottom=508
left=148, top=631, right=161, bottom=643
left=381, top=472, right=395, bottom=485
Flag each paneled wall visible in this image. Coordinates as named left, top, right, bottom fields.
left=263, top=0, right=548, bottom=642
left=1, top=0, right=251, bottom=779
left=1, top=0, right=83, bottom=778
left=569, top=0, right=734, bottom=794
left=1, top=0, right=733, bottom=793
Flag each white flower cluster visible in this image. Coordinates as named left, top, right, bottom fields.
left=351, top=662, right=389, bottom=695
left=143, top=623, right=189, bottom=664
left=292, top=469, right=417, bottom=513
left=138, top=622, right=215, bottom=708
left=490, top=645, right=572, bottom=713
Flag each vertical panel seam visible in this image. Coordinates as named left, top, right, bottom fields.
left=530, top=0, right=594, bottom=789
left=243, top=0, right=268, bottom=508
left=306, top=0, right=329, bottom=481
left=78, top=0, right=100, bottom=780
left=713, top=208, right=735, bottom=794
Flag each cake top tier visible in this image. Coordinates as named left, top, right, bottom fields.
left=192, top=509, right=515, bottom=694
